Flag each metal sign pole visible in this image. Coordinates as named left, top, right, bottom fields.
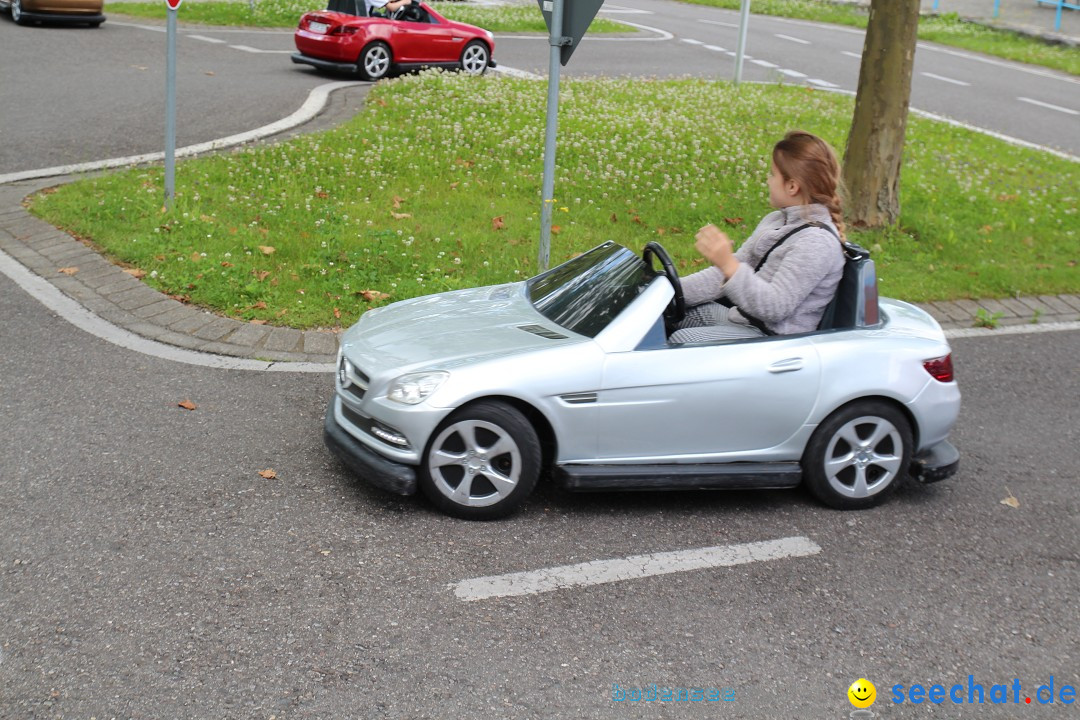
left=538, top=0, right=566, bottom=273
left=164, top=6, right=177, bottom=209
left=734, top=0, right=750, bottom=85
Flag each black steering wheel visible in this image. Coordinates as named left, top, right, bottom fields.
left=642, top=241, right=685, bottom=325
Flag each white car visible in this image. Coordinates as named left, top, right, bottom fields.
left=325, top=241, right=960, bottom=519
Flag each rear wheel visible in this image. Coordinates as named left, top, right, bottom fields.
left=358, top=42, right=391, bottom=80
left=459, top=40, right=489, bottom=75
left=802, top=400, right=912, bottom=510
left=420, top=401, right=540, bottom=520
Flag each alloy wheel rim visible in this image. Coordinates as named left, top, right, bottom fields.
left=365, top=47, right=389, bottom=77
left=428, top=419, right=520, bottom=507
left=823, top=415, right=903, bottom=498
left=462, top=46, right=486, bottom=74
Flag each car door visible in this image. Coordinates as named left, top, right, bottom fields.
left=594, top=337, right=822, bottom=462
left=390, top=10, right=457, bottom=63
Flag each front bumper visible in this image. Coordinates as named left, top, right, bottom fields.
left=909, top=440, right=959, bottom=483
left=324, top=396, right=418, bottom=496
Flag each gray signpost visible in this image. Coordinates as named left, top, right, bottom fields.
left=164, top=0, right=182, bottom=209
left=535, top=0, right=605, bottom=271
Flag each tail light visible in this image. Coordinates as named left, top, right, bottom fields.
left=330, top=24, right=359, bottom=34
left=923, top=354, right=954, bottom=383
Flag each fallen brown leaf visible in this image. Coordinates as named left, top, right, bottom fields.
left=178, top=399, right=197, bottom=411
left=550, top=225, right=561, bottom=234
left=392, top=195, right=406, bottom=209
left=390, top=211, right=412, bottom=220
left=250, top=301, right=268, bottom=310
left=58, top=267, right=79, bottom=275
left=123, top=268, right=147, bottom=279
left=258, top=469, right=277, bottom=480
left=1000, top=488, right=1020, bottom=509
left=333, top=307, right=341, bottom=319
left=250, top=319, right=268, bottom=325
left=491, top=216, right=505, bottom=231
left=258, top=245, right=276, bottom=255
left=252, top=270, right=271, bottom=282
left=360, top=289, right=391, bottom=302
left=723, top=217, right=744, bottom=226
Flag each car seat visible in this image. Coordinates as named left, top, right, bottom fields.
left=816, top=242, right=879, bottom=330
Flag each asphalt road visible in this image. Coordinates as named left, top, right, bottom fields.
left=1, top=0, right=1077, bottom=177
left=2, top=266, right=1079, bottom=718
left=2, top=3, right=1079, bottom=718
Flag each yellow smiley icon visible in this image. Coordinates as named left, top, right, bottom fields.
left=848, top=678, right=876, bottom=708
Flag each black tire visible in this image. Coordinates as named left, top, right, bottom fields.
left=802, top=400, right=912, bottom=510
left=419, top=401, right=541, bottom=520
left=12, top=0, right=29, bottom=25
left=357, top=41, right=391, bottom=81
left=459, top=40, right=489, bottom=76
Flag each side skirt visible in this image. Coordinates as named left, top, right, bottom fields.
left=555, top=462, right=803, bottom=492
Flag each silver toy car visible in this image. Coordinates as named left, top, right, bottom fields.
left=325, top=241, right=960, bottom=519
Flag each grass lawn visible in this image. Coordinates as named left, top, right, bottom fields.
left=676, top=0, right=1080, bottom=76
left=105, top=0, right=632, bottom=32
left=29, top=73, right=1079, bottom=330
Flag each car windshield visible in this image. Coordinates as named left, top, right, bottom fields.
left=527, top=242, right=655, bottom=337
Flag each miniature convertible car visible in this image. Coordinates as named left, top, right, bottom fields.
left=325, top=241, right=960, bottom=519
left=292, top=0, right=495, bottom=80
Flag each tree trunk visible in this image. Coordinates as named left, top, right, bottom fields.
left=842, top=0, right=920, bottom=229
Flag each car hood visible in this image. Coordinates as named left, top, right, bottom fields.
left=340, top=283, right=583, bottom=375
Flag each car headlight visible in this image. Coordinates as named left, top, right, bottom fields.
left=387, top=371, right=448, bottom=405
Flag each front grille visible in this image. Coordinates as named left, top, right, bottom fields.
left=340, top=361, right=370, bottom=402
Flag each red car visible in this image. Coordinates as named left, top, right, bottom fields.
left=292, top=0, right=495, bottom=80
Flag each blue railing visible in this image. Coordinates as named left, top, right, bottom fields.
left=931, top=0, right=1075, bottom=32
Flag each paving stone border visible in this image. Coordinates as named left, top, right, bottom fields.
left=1, top=178, right=1077, bottom=364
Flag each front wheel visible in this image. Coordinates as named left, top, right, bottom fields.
left=459, top=40, right=489, bottom=76
left=358, top=42, right=391, bottom=81
left=802, top=400, right=912, bottom=510
left=12, top=0, right=28, bottom=24
left=420, top=401, right=541, bottom=520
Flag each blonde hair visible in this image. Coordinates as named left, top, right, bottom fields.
left=772, top=130, right=846, bottom=240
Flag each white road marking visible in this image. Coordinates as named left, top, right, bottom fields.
left=704, top=44, right=727, bottom=52
left=681, top=37, right=704, bottom=45
left=806, top=78, right=838, bottom=88
left=921, top=71, right=971, bottom=87
left=499, top=20, right=671, bottom=41
left=774, top=33, right=811, bottom=45
left=917, top=41, right=1080, bottom=87
left=600, top=3, right=653, bottom=14
left=1018, top=96, right=1079, bottom=116
left=752, top=58, right=779, bottom=68
left=945, top=322, right=1080, bottom=339
left=451, top=536, right=822, bottom=601
left=189, top=34, right=227, bottom=43
left=778, top=68, right=807, bottom=78
left=229, top=44, right=291, bottom=54
left=841, top=50, right=862, bottom=59
left=0, top=80, right=367, bottom=185
left=0, top=248, right=333, bottom=373
left=699, top=19, right=739, bottom=29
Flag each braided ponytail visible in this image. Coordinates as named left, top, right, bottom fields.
left=773, top=130, right=846, bottom=241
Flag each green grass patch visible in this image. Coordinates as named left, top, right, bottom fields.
left=676, top=0, right=1079, bottom=76
left=106, top=0, right=631, bottom=32
left=30, top=73, right=1079, bottom=330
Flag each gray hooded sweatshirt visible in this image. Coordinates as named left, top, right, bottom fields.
left=681, top=204, right=845, bottom=335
